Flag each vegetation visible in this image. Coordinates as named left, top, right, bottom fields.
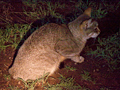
left=0, top=24, right=30, bottom=52
left=81, top=71, right=92, bottom=81
left=3, top=74, right=11, bottom=81
left=22, top=0, right=64, bottom=19
left=6, top=73, right=89, bottom=90
left=0, top=0, right=120, bottom=89
left=86, top=30, right=120, bottom=71
left=81, top=70, right=96, bottom=84
left=65, top=65, right=77, bottom=72
left=0, top=0, right=119, bottom=52
left=44, top=74, right=89, bottom=90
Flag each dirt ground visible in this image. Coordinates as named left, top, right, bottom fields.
left=0, top=0, right=120, bottom=90
left=0, top=47, right=120, bottom=90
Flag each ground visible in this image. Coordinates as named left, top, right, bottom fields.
left=0, top=0, right=120, bottom=90
left=0, top=47, right=120, bottom=90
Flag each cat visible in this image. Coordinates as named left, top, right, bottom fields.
left=9, top=8, right=100, bottom=81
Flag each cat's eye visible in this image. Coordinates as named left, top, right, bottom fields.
left=93, top=21, right=98, bottom=27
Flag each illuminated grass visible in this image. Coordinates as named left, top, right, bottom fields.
left=0, top=24, right=30, bottom=52
left=86, top=30, right=120, bottom=71
left=65, top=65, right=77, bottom=72
left=44, top=74, right=87, bottom=90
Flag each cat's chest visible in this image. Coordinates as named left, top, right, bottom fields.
left=74, top=37, right=86, bottom=47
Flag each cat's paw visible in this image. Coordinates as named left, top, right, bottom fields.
left=79, top=56, right=84, bottom=63
left=74, top=56, right=84, bottom=64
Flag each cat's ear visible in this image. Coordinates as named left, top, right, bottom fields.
left=83, top=7, right=92, bottom=17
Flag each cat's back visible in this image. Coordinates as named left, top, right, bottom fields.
left=16, top=23, right=72, bottom=60
left=32, top=23, right=71, bottom=42
left=23, top=23, right=72, bottom=50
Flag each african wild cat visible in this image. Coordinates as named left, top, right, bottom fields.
left=9, top=8, right=100, bottom=81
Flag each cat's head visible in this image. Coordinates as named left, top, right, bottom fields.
left=80, top=18, right=100, bottom=39
left=80, top=8, right=100, bottom=39
left=68, top=8, right=100, bottom=40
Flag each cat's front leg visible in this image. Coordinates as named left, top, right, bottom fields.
left=71, top=56, right=84, bottom=64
